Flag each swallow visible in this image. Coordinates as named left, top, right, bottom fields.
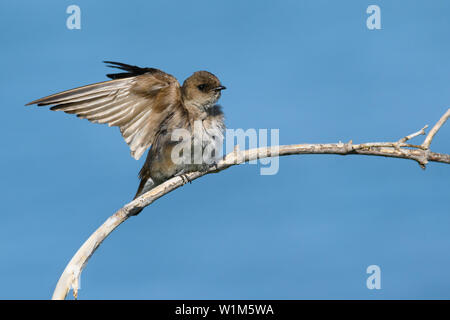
left=27, top=61, right=227, bottom=214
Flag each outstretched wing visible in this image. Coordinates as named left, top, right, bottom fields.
left=26, top=62, right=183, bottom=160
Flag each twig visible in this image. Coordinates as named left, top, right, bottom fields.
left=422, top=109, right=450, bottom=149
left=398, top=125, right=428, bottom=145
left=52, top=110, right=450, bottom=300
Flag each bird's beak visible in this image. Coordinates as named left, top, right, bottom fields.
left=214, top=85, right=227, bottom=91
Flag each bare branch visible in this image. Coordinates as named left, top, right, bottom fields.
left=422, top=108, right=450, bottom=149
left=398, top=125, right=428, bottom=145
left=52, top=110, right=450, bottom=300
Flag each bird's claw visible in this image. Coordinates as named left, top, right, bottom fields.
left=180, top=174, right=192, bottom=184
left=208, top=161, right=219, bottom=172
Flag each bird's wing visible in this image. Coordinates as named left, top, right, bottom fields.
left=26, top=62, right=184, bottom=160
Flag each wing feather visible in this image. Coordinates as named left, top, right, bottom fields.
left=26, top=63, right=183, bottom=160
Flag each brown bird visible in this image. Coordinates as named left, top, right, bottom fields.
left=27, top=61, right=226, bottom=214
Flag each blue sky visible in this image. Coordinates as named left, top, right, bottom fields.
left=1, top=0, right=449, bottom=299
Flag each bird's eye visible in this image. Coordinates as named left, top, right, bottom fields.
left=197, top=84, right=207, bottom=91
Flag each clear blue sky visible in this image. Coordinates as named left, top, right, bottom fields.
left=1, top=0, right=449, bottom=299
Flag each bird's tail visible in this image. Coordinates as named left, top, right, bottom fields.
left=131, top=178, right=157, bottom=215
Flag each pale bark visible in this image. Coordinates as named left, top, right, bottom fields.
left=52, top=109, right=450, bottom=300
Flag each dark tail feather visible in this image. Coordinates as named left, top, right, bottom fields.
left=131, top=208, right=143, bottom=216
left=103, top=61, right=158, bottom=80
left=131, top=178, right=156, bottom=216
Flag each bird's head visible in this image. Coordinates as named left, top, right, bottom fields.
left=181, top=71, right=226, bottom=110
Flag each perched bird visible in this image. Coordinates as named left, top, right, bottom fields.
left=27, top=61, right=227, bottom=214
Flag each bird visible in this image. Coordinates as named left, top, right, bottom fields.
left=26, top=61, right=227, bottom=215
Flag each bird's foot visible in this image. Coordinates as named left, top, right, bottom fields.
left=208, top=161, right=220, bottom=173
left=178, top=173, right=192, bottom=184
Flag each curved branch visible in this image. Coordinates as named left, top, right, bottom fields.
left=52, top=109, right=450, bottom=300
